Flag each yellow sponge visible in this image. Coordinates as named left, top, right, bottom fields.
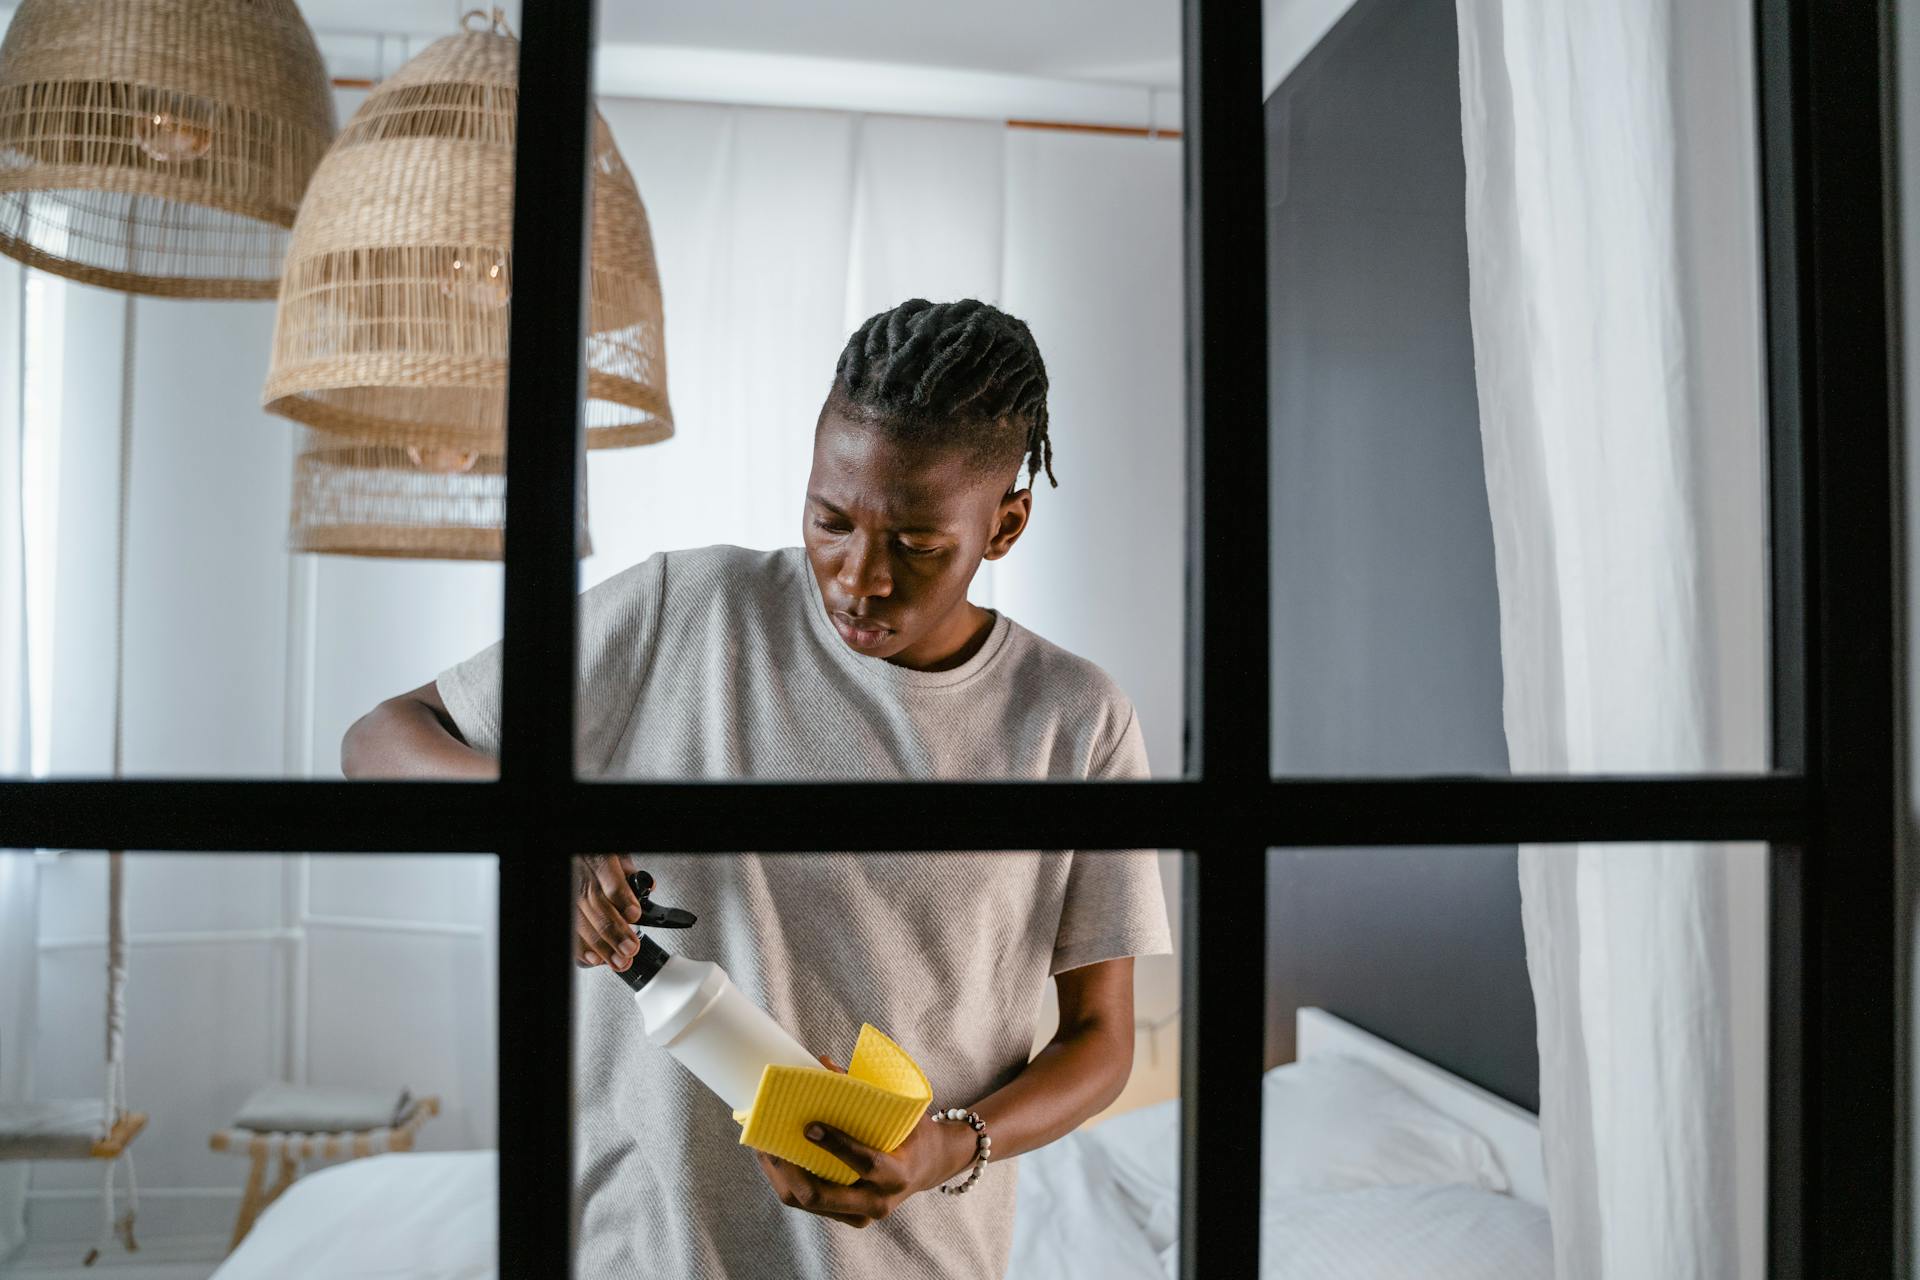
left=734, top=1024, right=932, bottom=1184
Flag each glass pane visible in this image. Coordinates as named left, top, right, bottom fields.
left=1267, top=0, right=1770, bottom=776
left=0, top=15, right=518, bottom=780
left=534, top=2, right=1188, bottom=781
left=1, top=849, right=497, bottom=1267
left=569, top=849, right=1182, bottom=1276
left=1264, top=843, right=1767, bottom=1276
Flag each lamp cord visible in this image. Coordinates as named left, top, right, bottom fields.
left=462, top=8, right=515, bottom=38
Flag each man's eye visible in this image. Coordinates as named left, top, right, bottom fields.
left=898, top=542, right=943, bottom=557
left=813, top=519, right=850, bottom=535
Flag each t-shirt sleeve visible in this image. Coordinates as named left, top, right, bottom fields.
left=1050, top=706, right=1176, bottom=976
left=434, top=552, right=668, bottom=773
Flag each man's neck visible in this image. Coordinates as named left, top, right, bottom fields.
left=890, top=601, right=996, bottom=673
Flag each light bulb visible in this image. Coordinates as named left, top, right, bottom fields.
left=440, top=254, right=511, bottom=310
left=134, top=112, right=212, bottom=163
left=406, top=446, right=480, bottom=475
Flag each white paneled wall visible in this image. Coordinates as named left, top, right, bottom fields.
left=28, top=854, right=496, bottom=1245
left=24, top=275, right=501, bottom=1250
left=303, top=855, right=498, bottom=1155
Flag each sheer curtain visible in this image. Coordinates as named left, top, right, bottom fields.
left=0, top=253, right=36, bottom=1262
left=1455, top=0, right=1767, bottom=1276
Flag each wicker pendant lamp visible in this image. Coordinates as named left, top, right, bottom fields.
left=263, top=9, right=672, bottom=560
left=0, top=0, right=335, bottom=298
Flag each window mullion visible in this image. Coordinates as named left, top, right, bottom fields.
left=1753, top=0, right=1899, bottom=1270
left=0, top=775, right=1814, bottom=852
left=1181, top=0, right=1271, bottom=1275
left=495, top=0, right=596, bottom=1273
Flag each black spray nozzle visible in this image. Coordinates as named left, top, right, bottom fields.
left=627, top=870, right=697, bottom=930
left=614, top=871, right=694, bottom=993
left=616, top=935, right=673, bottom=992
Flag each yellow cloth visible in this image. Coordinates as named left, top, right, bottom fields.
left=733, top=1025, right=932, bottom=1184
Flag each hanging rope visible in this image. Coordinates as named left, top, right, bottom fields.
left=87, top=290, right=138, bottom=1265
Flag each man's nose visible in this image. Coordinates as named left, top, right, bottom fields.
left=837, top=532, right=893, bottom=599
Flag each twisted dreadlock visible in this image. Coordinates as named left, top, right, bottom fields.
left=828, top=298, right=1057, bottom=489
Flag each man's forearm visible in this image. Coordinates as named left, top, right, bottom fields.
left=960, top=1011, right=1133, bottom=1165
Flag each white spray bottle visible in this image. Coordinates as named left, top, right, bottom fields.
left=612, top=870, right=825, bottom=1112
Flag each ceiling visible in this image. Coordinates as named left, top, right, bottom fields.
left=298, top=0, right=1183, bottom=88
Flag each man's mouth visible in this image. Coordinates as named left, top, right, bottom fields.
left=831, top=611, right=895, bottom=651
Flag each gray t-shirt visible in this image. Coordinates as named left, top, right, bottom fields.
left=437, top=543, right=1172, bottom=1280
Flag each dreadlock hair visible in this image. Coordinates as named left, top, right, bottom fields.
left=828, top=298, right=1057, bottom=489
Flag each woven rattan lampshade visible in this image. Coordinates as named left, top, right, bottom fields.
left=0, top=0, right=335, bottom=298
left=265, top=11, right=671, bottom=560
left=286, top=442, right=596, bottom=560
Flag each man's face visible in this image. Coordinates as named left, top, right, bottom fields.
left=802, top=409, right=1028, bottom=668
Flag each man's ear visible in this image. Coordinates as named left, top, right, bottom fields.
left=983, top=488, right=1033, bottom=561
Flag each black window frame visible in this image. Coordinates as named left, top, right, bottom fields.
left=0, top=0, right=1896, bottom=1274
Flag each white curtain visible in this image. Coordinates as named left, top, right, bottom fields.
left=0, top=252, right=37, bottom=1262
left=1455, top=0, right=1767, bottom=1277
left=583, top=100, right=1006, bottom=585
left=994, top=127, right=1186, bottom=778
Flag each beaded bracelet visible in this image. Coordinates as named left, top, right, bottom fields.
left=929, top=1106, right=991, bottom=1195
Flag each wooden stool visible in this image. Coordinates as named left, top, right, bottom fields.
left=210, top=1093, right=439, bottom=1252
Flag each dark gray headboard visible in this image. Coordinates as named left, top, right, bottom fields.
left=1264, top=0, right=1540, bottom=1112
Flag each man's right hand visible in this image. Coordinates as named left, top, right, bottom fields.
left=575, top=854, right=645, bottom=970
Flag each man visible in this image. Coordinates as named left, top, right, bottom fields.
left=343, top=298, right=1171, bottom=1278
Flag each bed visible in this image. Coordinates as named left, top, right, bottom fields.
left=1005, top=1007, right=1550, bottom=1279
left=213, top=1009, right=1551, bottom=1279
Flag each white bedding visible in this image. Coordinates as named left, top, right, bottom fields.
left=1004, top=1058, right=1550, bottom=1280
left=1260, top=1184, right=1552, bottom=1279
left=1003, top=1124, right=1171, bottom=1280
left=214, top=1059, right=1551, bottom=1280
left=214, top=1152, right=496, bottom=1280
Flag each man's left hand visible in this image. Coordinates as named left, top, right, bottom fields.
left=754, top=1112, right=976, bottom=1229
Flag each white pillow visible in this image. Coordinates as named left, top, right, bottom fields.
left=1259, top=1184, right=1553, bottom=1280
left=1076, top=1054, right=1511, bottom=1251
left=1261, top=1055, right=1511, bottom=1199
